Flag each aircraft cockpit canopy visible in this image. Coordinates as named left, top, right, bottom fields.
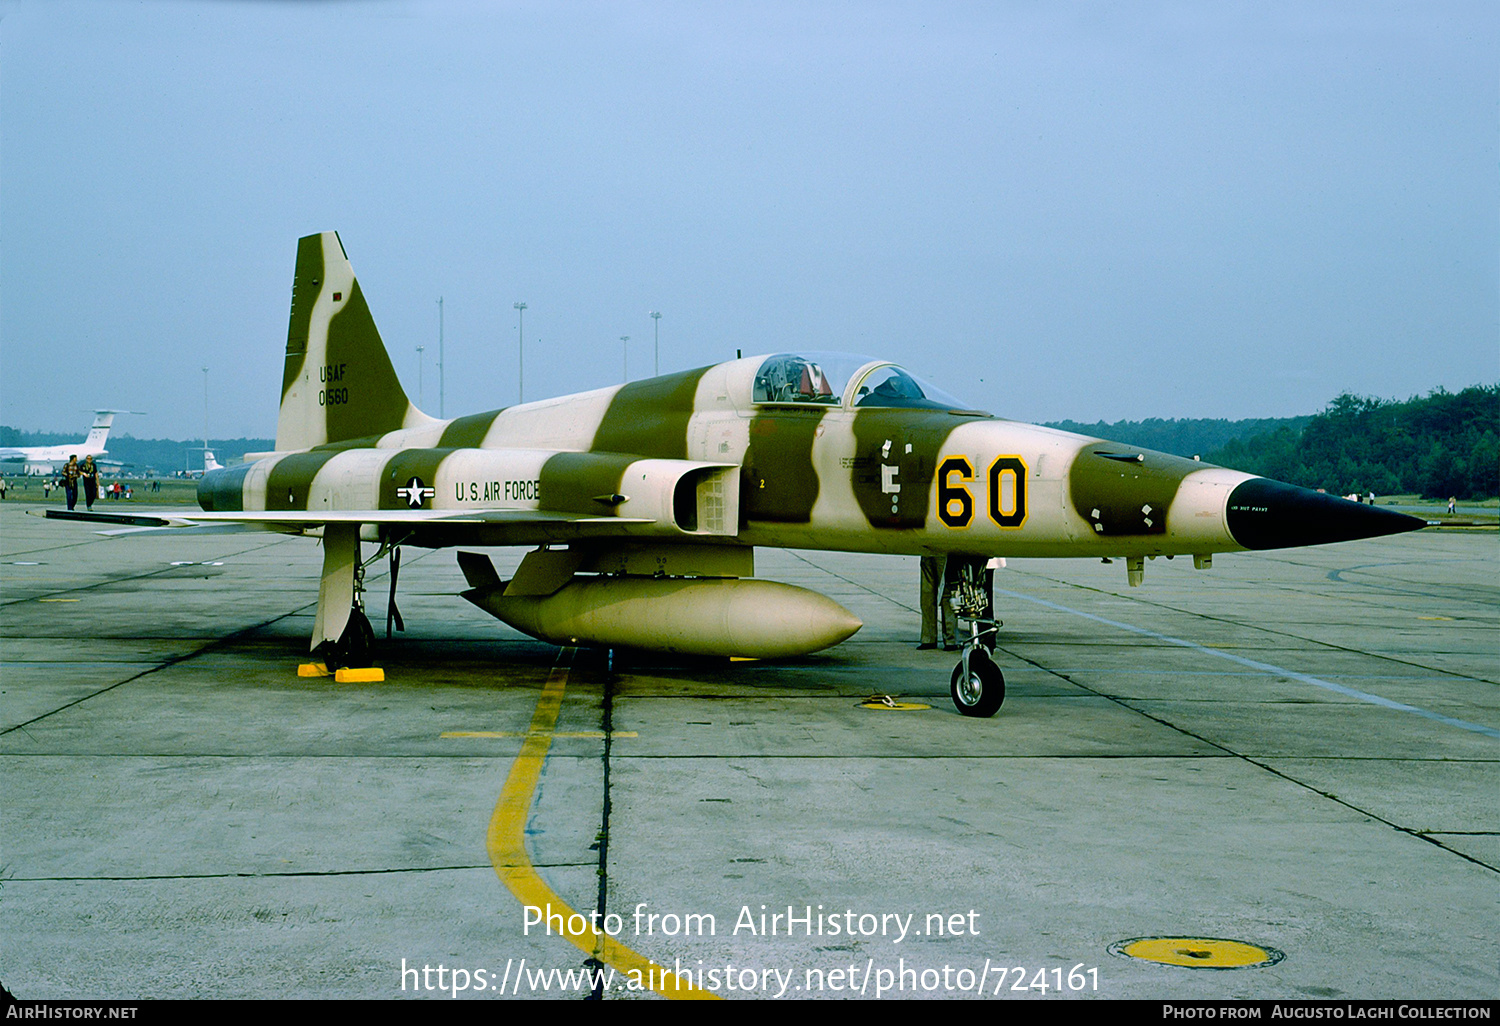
left=752, top=352, right=975, bottom=412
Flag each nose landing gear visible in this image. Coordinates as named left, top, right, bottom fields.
left=951, top=645, right=1004, bottom=717
left=947, top=561, right=1005, bottom=717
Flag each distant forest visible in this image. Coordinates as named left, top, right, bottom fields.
left=1044, top=415, right=1313, bottom=461
left=5, top=383, right=1496, bottom=497
left=1050, top=384, right=1498, bottom=499
left=1204, top=386, right=1498, bottom=500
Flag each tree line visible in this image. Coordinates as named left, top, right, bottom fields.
left=1203, top=385, right=1498, bottom=500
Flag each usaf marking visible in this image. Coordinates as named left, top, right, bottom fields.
left=319, top=363, right=350, bottom=407
left=458, top=480, right=541, bottom=503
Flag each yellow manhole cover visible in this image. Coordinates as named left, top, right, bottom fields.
left=1109, top=937, right=1283, bottom=969
left=858, top=696, right=931, bottom=711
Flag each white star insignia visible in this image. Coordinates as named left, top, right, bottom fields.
left=396, top=476, right=435, bottom=508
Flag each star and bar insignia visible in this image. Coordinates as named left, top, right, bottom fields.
left=396, top=476, right=435, bottom=508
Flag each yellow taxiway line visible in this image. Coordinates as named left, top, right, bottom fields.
left=443, top=731, right=639, bottom=739
left=485, top=649, right=715, bottom=1000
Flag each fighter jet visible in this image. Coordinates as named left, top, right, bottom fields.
left=47, top=232, right=1424, bottom=715
left=0, top=410, right=133, bottom=475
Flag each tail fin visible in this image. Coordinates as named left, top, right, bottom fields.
left=83, top=412, right=116, bottom=452
left=275, top=232, right=428, bottom=451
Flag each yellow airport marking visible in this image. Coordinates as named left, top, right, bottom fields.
left=1417, top=616, right=1454, bottom=621
left=443, top=731, right=639, bottom=739
left=486, top=650, right=714, bottom=1000
left=38, top=598, right=80, bottom=603
left=859, top=699, right=931, bottom=711
left=1115, top=937, right=1283, bottom=969
left=298, top=663, right=332, bottom=677
left=334, top=667, right=385, bottom=683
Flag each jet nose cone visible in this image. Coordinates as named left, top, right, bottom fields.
left=1226, top=478, right=1426, bottom=550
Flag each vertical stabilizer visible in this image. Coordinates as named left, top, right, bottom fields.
left=83, top=412, right=116, bottom=452
left=276, top=232, right=425, bottom=451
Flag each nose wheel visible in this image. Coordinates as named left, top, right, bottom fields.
left=947, top=558, right=1004, bottom=716
left=951, top=644, right=1005, bottom=717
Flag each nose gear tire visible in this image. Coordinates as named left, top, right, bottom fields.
left=951, top=646, right=1004, bottom=717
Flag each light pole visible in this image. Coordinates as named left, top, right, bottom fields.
left=514, top=302, right=527, bottom=403
left=650, top=310, right=661, bottom=377
left=201, top=366, right=209, bottom=471
left=415, top=345, right=425, bottom=408
left=619, top=336, right=630, bottom=383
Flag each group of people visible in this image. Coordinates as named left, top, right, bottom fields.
left=918, top=554, right=998, bottom=651
left=58, top=455, right=102, bottom=511
left=0, top=467, right=161, bottom=504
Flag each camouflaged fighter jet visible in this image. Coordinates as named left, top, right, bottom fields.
left=47, top=231, right=1426, bottom=715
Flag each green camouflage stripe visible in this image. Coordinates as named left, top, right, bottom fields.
left=266, top=450, right=346, bottom=510
left=197, top=463, right=252, bottom=512
left=280, top=233, right=324, bottom=402
left=591, top=367, right=709, bottom=459
left=439, top=410, right=504, bottom=449
left=379, top=449, right=451, bottom=509
left=742, top=406, right=826, bottom=523
left=1068, top=441, right=1203, bottom=536
left=848, top=408, right=970, bottom=530
left=324, top=277, right=412, bottom=443
left=538, top=451, right=637, bottom=514
left=262, top=438, right=376, bottom=510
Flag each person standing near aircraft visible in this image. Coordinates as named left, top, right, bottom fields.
left=0, top=476, right=7, bottom=500
left=80, top=457, right=99, bottom=511
left=919, top=555, right=957, bottom=650
left=60, top=456, right=80, bottom=511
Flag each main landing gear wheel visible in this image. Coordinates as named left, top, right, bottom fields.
left=322, top=609, right=375, bottom=670
left=951, top=645, right=1005, bottom=717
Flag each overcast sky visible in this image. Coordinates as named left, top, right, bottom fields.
left=1, top=1, right=1495, bottom=440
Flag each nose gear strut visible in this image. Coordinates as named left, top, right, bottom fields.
left=948, top=561, right=1005, bottom=717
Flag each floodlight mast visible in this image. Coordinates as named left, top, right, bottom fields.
left=651, top=310, right=661, bottom=376
left=201, top=367, right=210, bottom=467
left=514, top=302, right=527, bottom=403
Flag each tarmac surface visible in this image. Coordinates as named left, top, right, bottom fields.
left=1, top=502, right=1495, bottom=1000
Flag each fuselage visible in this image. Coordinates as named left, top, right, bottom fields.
left=200, top=353, right=1265, bottom=561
